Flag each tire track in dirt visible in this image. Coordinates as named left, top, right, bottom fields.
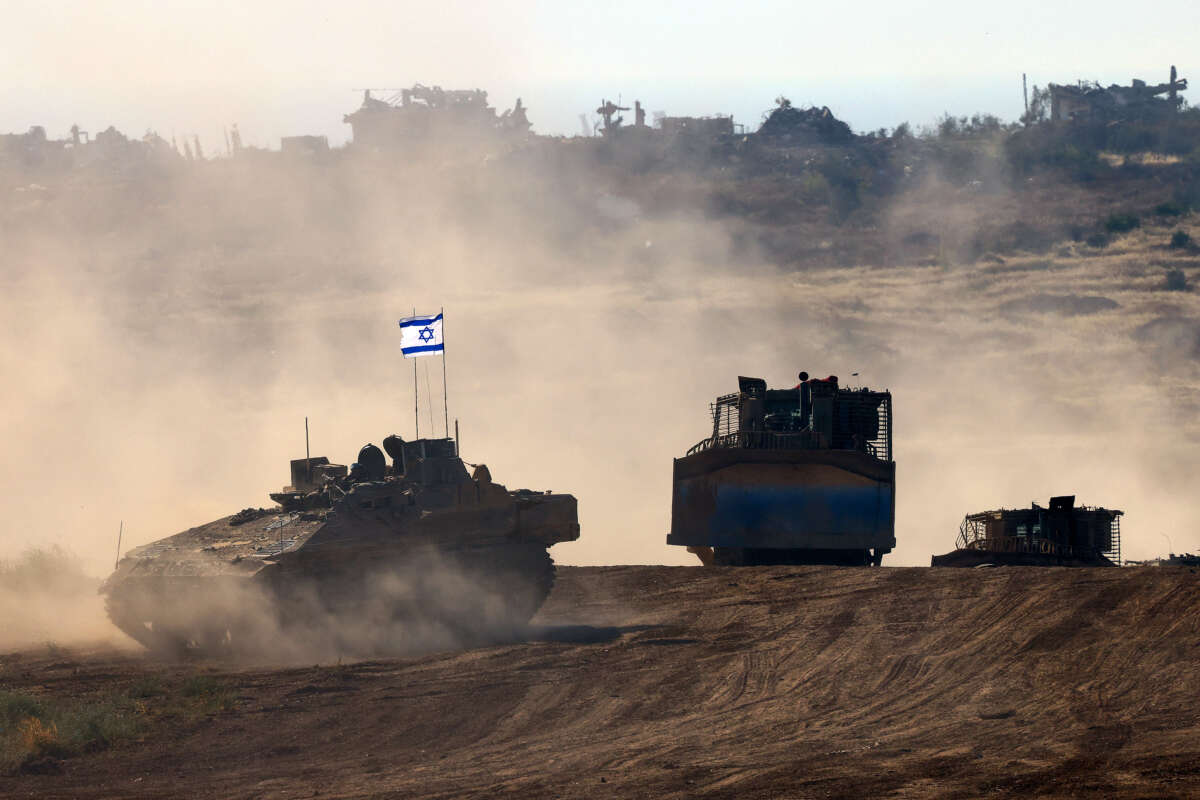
left=3, top=565, right=1200, bottom=799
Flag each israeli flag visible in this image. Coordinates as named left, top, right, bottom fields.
left=399, top=312, right=444, bottom=358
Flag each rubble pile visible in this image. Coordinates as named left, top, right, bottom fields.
left=757, top=100, right=855, bottom=143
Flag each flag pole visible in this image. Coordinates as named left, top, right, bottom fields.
left=412, top=307, right=419, bottom=439
left=441, top=307, right=449, bottom=438
left=424, top=360, right=434, bottom=435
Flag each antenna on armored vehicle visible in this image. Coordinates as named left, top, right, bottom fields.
left=114, top=520, right=123, bottom=570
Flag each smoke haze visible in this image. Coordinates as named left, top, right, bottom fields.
left=3, top=143, right=1199, bottom=602
left=0, top=548, right=110, bottom=649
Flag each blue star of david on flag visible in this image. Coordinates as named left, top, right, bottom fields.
left=399, top=312, right=444, bottom=358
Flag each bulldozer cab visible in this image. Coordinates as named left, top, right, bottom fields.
left=697, top=376, right=892, bottom=462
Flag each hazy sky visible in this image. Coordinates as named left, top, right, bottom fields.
left=2, top=1, right=1197, bottom=147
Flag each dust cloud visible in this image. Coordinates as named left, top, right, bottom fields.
left=105, top=548, right=549, bottom=664
left=2, top=134, right=1200, bottom=655
left=0, top=548, right=113, bottom=650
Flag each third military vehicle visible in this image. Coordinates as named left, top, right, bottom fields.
left=931, top=496, right=1122, bottom=567
left=667, top=375, right=895, bottom=566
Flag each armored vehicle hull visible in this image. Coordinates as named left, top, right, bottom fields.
left=102, top=437, right=579, bottom=657
left=667, top=376, right=895, bottom=566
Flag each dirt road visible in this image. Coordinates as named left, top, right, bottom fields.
left=4, top=565, right=1200, bottom=798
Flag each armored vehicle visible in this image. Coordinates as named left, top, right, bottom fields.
left=102, top=435, right=579, bottom=657
left=667, top=376, right=895, bottom=566
left=1127, top=552, right=1200, bottom=567
left=931, top=496, right=1122, bottom=567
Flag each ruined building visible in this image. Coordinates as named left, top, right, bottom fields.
left=589, top=96, right=738, bottom=141
left=1, top=124, right=180, bottom=171
left=1049, top=66, right=1187, bottom=123
left=658, top=115, right=735, bottom=138
left=343, top=84, right=531, bottom=149
left=757, top=98, right=855, bottom=144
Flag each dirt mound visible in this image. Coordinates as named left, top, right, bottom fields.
left=3, top=565, right=1200, bottom=798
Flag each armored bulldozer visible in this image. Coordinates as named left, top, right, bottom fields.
left=102, top=435, right=579, bottom=657
left=931, top=496, right=1122, bottom=567
left=667, top=375, right=895, bottom=566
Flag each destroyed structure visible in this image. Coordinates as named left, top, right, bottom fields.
left=343, top=85, right=531, bottom=149
left=11, top=63, right=1200, bottom=169
left=1, top=124, right=181, bottom=172
left=1125, top=552, right=1200, bottom=567
left=1049, top=65, right=1188, bottom=123
left=658, top=114, right=735, bottom=138
left=932, top=496, right=1122, bottom=568
left=758, top=98, right=855, bottom=143
left=594, top=99, right=640, bottom=135
left=592, top=96, right=737, bottom=140
left=5, top=83, right=860, bottom=169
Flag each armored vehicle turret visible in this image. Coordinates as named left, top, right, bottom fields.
left=667, top=375, right=895, bottom=566
left=102, top=435, right=579, bottom=657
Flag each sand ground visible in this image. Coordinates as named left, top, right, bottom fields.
left=3, top=564, right=1200, bottom=799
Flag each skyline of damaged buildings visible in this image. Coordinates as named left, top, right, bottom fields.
left=1, top=66, right=1195, bottom=169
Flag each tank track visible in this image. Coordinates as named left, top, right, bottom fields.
left=104, top=578, right=241, bottom=658
left=104, top=542, right=557, bottom=659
